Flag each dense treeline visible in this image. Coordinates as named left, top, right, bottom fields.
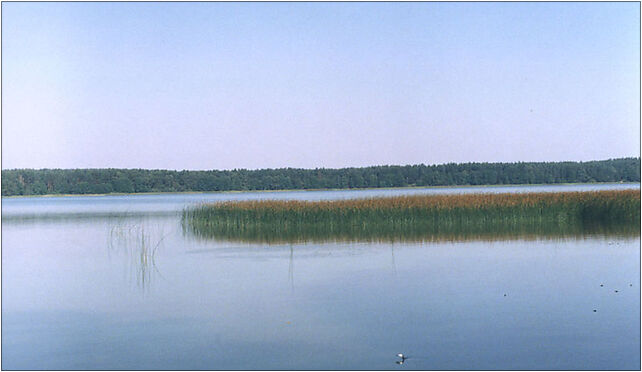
left=2, top=158, right=640, bottom=196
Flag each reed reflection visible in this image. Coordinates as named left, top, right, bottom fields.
left=182, top=219, right=639, bottom=244
left=108, top=221, right=166, bottom=293
left=288, top=244, right=295, bottom=293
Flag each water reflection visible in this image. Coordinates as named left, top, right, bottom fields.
left=108, top=221, right=167, bottom=293
left=390, top=245, right=397, bottom=277
left=288, top=244, right=295, bottom=293
left=3, top=188, right=640, bottom=370
left=183, top=218, right=640, bottom=244
left=3, top=212, right=174, bottom=293
left=2, top=211, right=178, bottom=224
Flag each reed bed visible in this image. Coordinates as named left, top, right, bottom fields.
left=182, top=190, right=640, bottom=244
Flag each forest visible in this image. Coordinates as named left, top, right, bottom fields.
left=2, top=158, right=639, bottom=196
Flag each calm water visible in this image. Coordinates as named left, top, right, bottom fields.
left=2, top=184, right=640, bottom=370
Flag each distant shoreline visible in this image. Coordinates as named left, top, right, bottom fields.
left=2, top=181, right=639, bottom=199
left=4, top=158, right=638, bottom=197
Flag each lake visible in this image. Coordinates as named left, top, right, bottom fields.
left=2, top=183, right=640, bottom=370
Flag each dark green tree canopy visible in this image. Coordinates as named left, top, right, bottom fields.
left=2, top=158, right=639, bottom=196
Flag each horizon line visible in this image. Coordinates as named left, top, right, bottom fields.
left=2, top=157, right=639, bottom=172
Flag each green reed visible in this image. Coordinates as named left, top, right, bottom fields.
left=182, top=190, right=640, bottom=243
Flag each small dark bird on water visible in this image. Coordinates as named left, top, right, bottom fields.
left=600, top=284, right=604, bottom=287
left=615, top=290, right=619, bottom=293
left=503, top=294, right=507, bottom=297
left=593, top=309, right=597, bottom=312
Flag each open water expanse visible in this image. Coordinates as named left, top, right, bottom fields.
left=2, top=183, right=640, bottom=370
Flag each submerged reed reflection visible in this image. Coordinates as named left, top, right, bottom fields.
left=288, top=244, right=294, bottom=293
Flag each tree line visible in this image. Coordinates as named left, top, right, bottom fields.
left=2, top=158, right=639, bottom=196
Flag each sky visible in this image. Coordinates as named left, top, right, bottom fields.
left=2, top=2, right=640, bottom=170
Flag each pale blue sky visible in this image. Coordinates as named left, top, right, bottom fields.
left=2, top=2, right=639, bottom=170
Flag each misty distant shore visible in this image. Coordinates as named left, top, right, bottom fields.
left=3, top=158, right=639, bottom=197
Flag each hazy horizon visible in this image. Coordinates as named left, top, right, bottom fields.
left=2, top=156, right=639, bottom=172
left=2, top=2, right=640, bottom=171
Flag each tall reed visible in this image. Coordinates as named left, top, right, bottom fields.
left=182, top=190, right=640, bottom=243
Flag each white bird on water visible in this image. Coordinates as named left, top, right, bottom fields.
left=396, top=353, right=407, bottom=364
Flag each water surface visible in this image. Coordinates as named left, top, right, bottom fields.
left=2, top=184, right=640, bottom=370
